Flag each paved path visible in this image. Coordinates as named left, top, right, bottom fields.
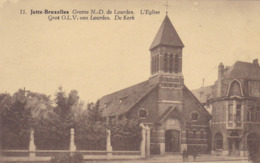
left=85, top=154, right=250, bottom=163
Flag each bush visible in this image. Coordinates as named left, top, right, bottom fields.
left=109, top=117, right=142, bottom=151
left=34, top=115, right=71, bottom=150
left=74, top=102, right=107, bottom=150
left=51, top=153, right=83, bottom=163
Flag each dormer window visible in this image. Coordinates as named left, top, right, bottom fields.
left=228, top=80, right=242, bottom=97
left=119, top=96, right=128, bottom=103
left=104, top=102, right=111, bottom=108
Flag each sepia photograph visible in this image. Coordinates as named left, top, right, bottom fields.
left=0, top=0, right=260, bottom=162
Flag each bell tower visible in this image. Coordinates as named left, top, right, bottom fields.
left=149, top=15, right=184, bottom=89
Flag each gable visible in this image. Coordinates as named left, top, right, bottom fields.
left=126, top=86, right=159, bottom=122
left=183, top=86, right=211, bottom=124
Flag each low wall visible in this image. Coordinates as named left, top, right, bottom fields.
left=0, top=150, right=141, bottom=162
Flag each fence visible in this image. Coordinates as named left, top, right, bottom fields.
left=0, top=123, right=150, bottom=162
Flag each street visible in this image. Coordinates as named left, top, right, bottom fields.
left=86, top=154, right=251, bottom=163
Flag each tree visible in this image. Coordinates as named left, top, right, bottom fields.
left=74, top=101, right=106, bottom=150
left=33, top=87, right=82, bottom=150
left=0, top=87, right=141, bottom=151
left=55, top=87, right=79, bottom=115
left=26, top=92, right=53, bottom=120
left=0, top=87, right=87, bottom=150
left=0, top=90, right=31, bottom=149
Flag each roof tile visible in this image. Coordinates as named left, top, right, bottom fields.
left=150, top=15, right=184, bottom=50
left=100, top=80, right=158, bottom=117
left=223, top=61, right=260, bottom=80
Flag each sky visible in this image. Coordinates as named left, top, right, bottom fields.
left=1, top=0, right=260, bottom=103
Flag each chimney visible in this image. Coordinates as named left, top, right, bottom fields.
left=217, top=63, right=224, bottom=97
left=253, top=59, right=259, bottom=66
left=218, top=63, right=224, bottom=79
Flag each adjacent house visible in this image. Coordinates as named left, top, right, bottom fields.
left=193, top=60, right=260, bottom=156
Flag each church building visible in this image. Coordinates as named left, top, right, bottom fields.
left=99, top=15, right=211, bottom=155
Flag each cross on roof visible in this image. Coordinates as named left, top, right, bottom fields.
left=163, top=0, right=170, bottom=15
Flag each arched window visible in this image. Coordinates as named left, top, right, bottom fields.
left=200, top=130, right=204, bottom=139
left=193, top=130, right=197, bottom=139
left=257, top=107, right=260, bottom=122
left=228, top=80, right=242, bottom=96
left=164, top=54, right=168, bottom=72
left=251, top=107, right=256, bottom=122
left=154, top=55, right=157, bottom=73
left=247, top=133, right=258, bottom=150
left=186, top=130, right=189, bottom=138
left=228, top=104, right=233, bottom=121
left=174, top=54, right=179, bottom=73
left=156, top=55, right=159, bottom=73
left=215, top=133, right=223, bottom=149
left=236, top=104, right=241, bottom=121
left=151, top=56, right=155, bottom=74
left=247, top=106, right=257, bottom=122
left=247, top=110, right=250, bottom=121
left=169, top=54, right=173, bottom=73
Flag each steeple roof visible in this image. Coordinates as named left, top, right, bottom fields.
left=150, top=15, right=184, bottom=50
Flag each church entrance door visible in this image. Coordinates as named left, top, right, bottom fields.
left=165, top=130, right=180, bottom=152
